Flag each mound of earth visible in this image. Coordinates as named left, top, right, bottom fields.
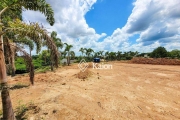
left=76, top=69, right=92, bottom=79
left=131, top=57, right=180, bottom=65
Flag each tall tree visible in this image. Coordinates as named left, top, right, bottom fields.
left=64, top=43, right=73, bottom=66
left=8, top=37, right=35, bottom=76
left=99, top=51, right=104, bottom=58
left=51, top=31, right=63, bottom=50
left=39, top=50, right=50, bottom=65
left=94, top=52, right=99, bottom=58
left=109, top=52, right=116, bottom=61
left=105, top=51, right=109, bottom=61
left=116, top=51, right=122, bottom=60
left=0, top=0, right=56, bottom=119
left=79, top=47, right=84, bottom=57
left=150, top=46, right=168, bottom=58
left=70, top=51, right=75, bottom=60
left=85, top=48, right=94, bottom=60
left=168, top=49, right=180, bottom=59
left=50, top=31, right=63, bottom=70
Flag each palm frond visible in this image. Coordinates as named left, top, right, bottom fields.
left=7, top=20, right=42, bottom=53
left=4, top=38, right=34, bottom=84
left=17, top=0, right=55, bottom=25
left=1, top=0, right=55, bottom=25
left=14, top=36, right=34, bottom=51
left=6, top=19, right=59, bottom=67
left=10, top=43, right=34, bottom=85
left=3, top=37, right=14, bottom=65
left=64, top=43, right=73, bottom=52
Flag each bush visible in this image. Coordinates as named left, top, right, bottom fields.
left=15, top=57, right=27, bottom=74
left=150, top=46, right=168, bottom=58
left=15, top=57, right=44, bottom=74
left=126, top=56, right=133, bottom=60
left=32, top=59, right=43, bottom=69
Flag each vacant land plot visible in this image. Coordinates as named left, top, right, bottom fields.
left=1, top=62, right=180, bottom=120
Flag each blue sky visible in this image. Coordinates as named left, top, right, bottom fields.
left=23, top=0, right=180, bottom=55
left=85, top=0, right=133, bottom=36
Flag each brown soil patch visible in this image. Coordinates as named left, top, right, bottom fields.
left=76, top=69, right=93, bottom=79
left=0, top=63, right=180, bottom=120
left=131, top=57, right=180, bottom=65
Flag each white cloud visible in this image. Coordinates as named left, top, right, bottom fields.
left=23, top=0, right=180, bottom=55
left=23, top=0, right=102, bottom=55
left=105, top=0, right=179, bottom=53
left=92, top=0, right=180, bottom=53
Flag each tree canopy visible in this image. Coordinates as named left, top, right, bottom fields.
left=150, top=46, right=168, bottom=58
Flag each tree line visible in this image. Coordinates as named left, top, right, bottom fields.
left=13, top=46, right=180, bottom=75
left=77, top=46, right=180, bottom=62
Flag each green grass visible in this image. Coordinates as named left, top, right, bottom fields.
left=35, top=66, right=51, bottom=73
left=15, top=100, right=28, bottom=120
left=14, top=100, right=39, bottom=120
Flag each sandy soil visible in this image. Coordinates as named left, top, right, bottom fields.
left=1, top=62, right=180, bottom=120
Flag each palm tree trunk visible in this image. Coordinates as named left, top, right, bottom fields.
left=1, top=83, right=16, bottom=120
left=66, top=57, right=68, bottom=65
left=50, top=51, right=54, bottom=71
left=67, top=52, right=70, bottom=66
left=11, top=51, right=16, bottom=77
left=0, top=35, right=16, bottom=120
left=11, top=60, right=16, bottom=77
left=51, top=63, right=53, bottom=71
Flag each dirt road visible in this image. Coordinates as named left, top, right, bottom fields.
left=1, top=62, right=180, bottom=120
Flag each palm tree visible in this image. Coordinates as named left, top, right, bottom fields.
left=9, top=37, right=35, bottom=76
left=85, top=48, right=94, bottom=60
left=123, top=52, right=128, bottom=58
left=0, top=0, right=56, bottom=119
left=94, top=52, right=98, bottom=58
left=64, top=43, right=73, bottom=66
left=135, top=51, right=139, bottom=57
left=105, top=51, right=109, bottom=61
left=50, top=31, right=63, bottom=70
left=109, top=52, right=116, bottom=61
left=116, top=51, right=122, bottom=60
left=61, top=51, right=67, bottom=59
left=43, top=31, right=63, bottom=70
left=70, top=51, right=75, bottom=60
left=79, top=47, right=84, bottom=57
left=51, top=31, right=63, bottom=51
left=99, top=51, right=104, bottom=58
left=39, top=50, right=50, bottom=65
left=15, top=37, right=35, bottom=56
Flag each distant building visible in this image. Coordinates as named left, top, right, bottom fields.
left=144, top=54, right=149, bottom=58
left=61, top=58, right=76, bottom=64
left=61, top=58, right=67, bottom=64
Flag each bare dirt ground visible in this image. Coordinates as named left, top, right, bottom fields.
left=1, top=62, right=180, bottom=120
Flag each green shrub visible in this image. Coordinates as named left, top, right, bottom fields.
left=150, top=46, right=168, bottom=58
left=35, top=66, right=50, bottom=73
left=32, top=59, right=43, bottom=69
left=15, top=57, right=27, bottom=74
